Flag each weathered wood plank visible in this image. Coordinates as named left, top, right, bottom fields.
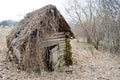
left=58, top=50, right=66, bottom=53
left=46, top=38, right=65, bottom=42
left=46, top=35, right=65, bottom=40
left=52, top=32, right=65, bottom=36
left=59, top=43, right=66, bottom=46
left=38, top=41, right=65, bottom=48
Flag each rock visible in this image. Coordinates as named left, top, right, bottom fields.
left=65, top=69, right=73, bottom=74
left=6, top=67, right=9, bottom=70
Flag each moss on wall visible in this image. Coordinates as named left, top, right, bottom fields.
left=65, top=40, right=73, bottom=66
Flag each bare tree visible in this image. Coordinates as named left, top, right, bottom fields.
left=99, top=0, right=120, bottom=53
left=64, top=0, right=120, bottom=52
left=64, top=0, right=105, bottom=49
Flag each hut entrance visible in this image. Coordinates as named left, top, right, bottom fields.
left=45, top=44, right=59, bottom=71
left=45, top=32, right=68, bottom=71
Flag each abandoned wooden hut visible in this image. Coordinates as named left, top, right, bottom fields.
left=6, top=5, right=74, bottom=73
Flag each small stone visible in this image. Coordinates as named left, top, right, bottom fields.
left=17, top=68, right=21, bottom=73
left=6, top=67, right=9, bottom=70
left=65, top=69, right=73, bottom=74
left=69, top=65, right=72, bottom=68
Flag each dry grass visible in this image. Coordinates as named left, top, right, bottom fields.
left=0, top=27, right=12, bottom=66
left=71, top=39, right=120, bottom=80
left=0, top=27, right=12, bottom=42
left=0, top=28, right=120, bottom=80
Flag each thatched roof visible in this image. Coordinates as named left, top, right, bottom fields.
left=7, top=4, right=74, bottom=48
left=6, top=4, right=74, bottom=72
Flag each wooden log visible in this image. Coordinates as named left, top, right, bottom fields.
left=52, top=32, right=65, bottom=36
left=46, top=35, right=65, bottom=40
left=46, top=38, right=65, bottom=42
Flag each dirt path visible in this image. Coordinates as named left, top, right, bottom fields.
left=0, top=38, right=120, bottom=80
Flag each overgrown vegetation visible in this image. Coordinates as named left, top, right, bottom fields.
left=65, top=40, right=73, bottom=66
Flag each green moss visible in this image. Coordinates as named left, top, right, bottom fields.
left=58, top=53, right=66, bottom=67
left=60, top=60, right=65, bottom=67
left=65, top=40, right=73, bottom=66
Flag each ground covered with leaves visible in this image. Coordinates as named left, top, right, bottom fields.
left=0, top=28, right=120, bottom=80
